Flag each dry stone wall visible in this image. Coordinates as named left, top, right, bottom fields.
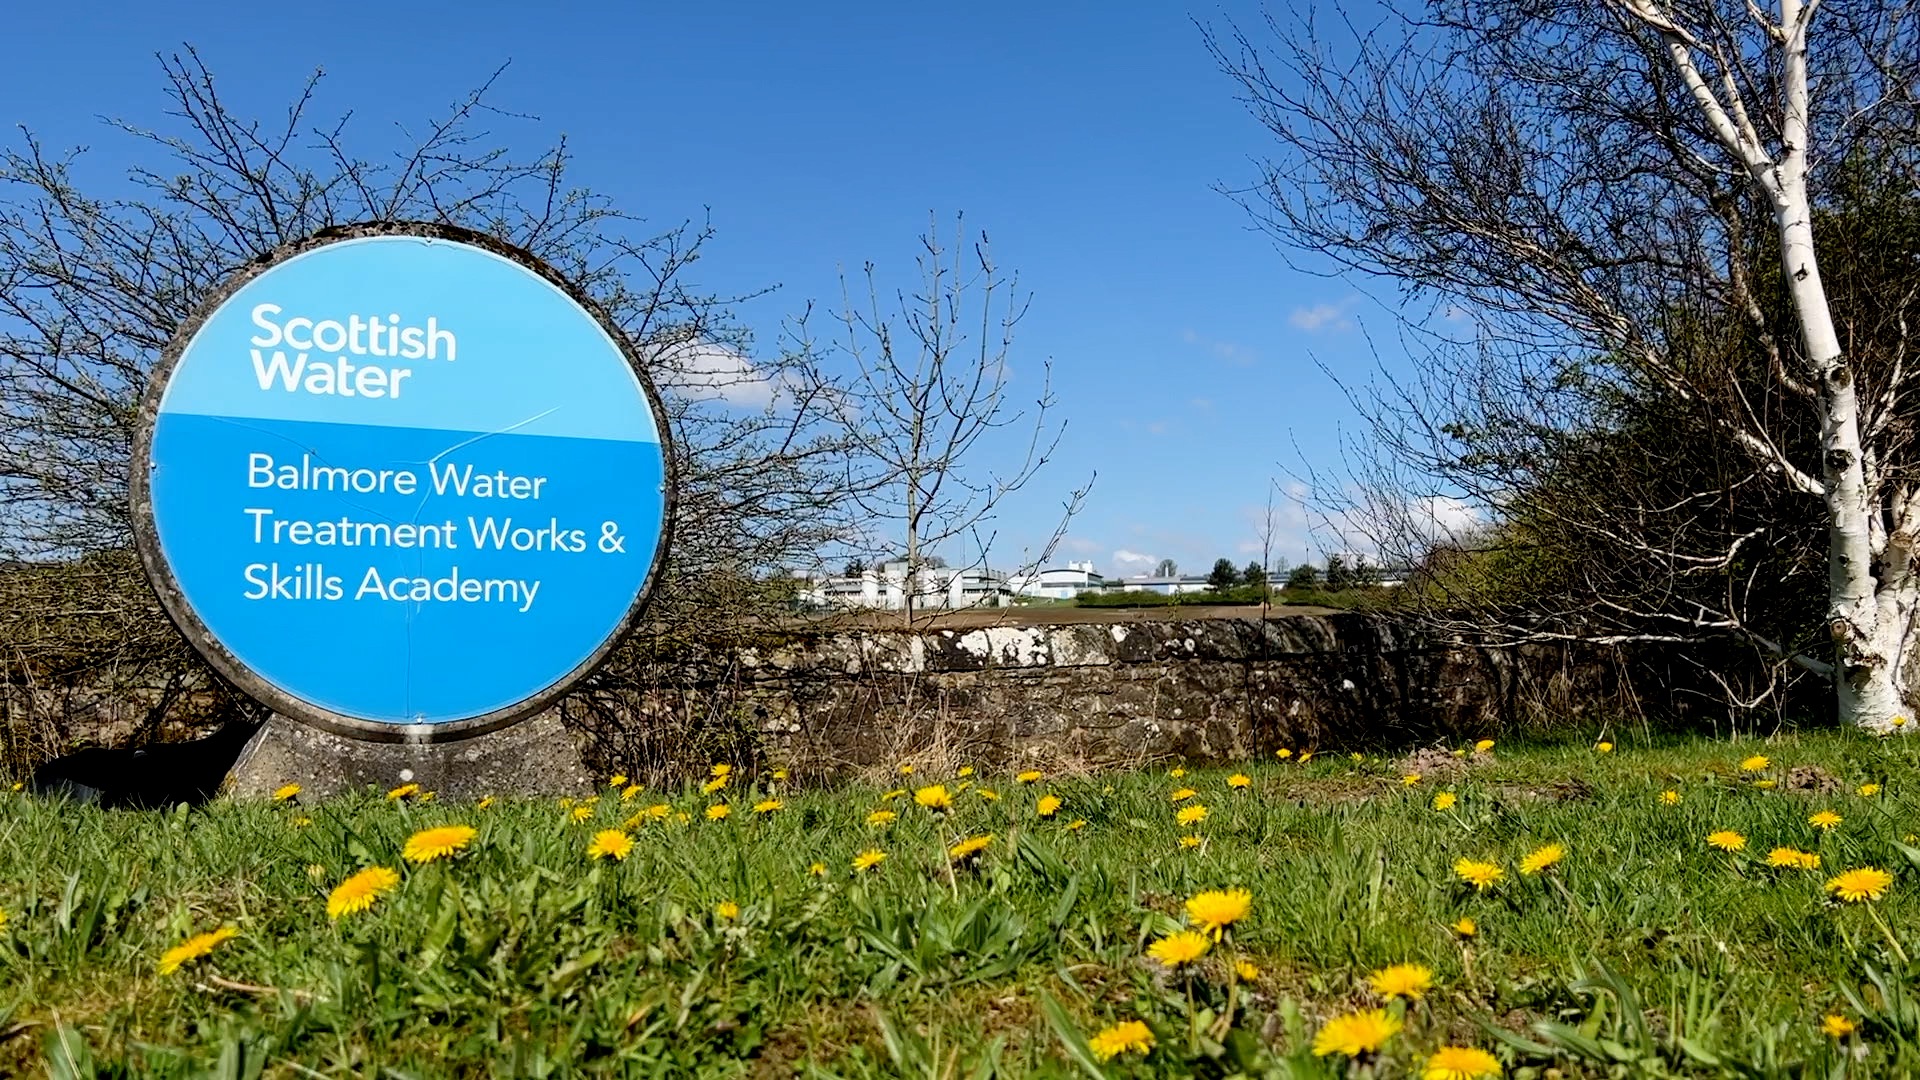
left=700, top=612, right=1632, bottom=772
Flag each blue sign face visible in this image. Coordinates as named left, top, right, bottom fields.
left=144, top=233, right=668, bottom=728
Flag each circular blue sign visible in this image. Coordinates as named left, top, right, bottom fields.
left=134, top=226, right=672, bottom=736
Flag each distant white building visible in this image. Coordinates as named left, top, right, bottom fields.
left=1008, top=560, right=1106, bottom=599
left=799, top=560, right=1014, bottom=610
left=1105, top=573, right=1212, bottom=596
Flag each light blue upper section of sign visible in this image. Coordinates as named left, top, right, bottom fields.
left=158, top=235, right=660, bottom=445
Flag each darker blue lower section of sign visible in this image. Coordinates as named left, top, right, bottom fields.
left=149, top=413, right=665, bottom=724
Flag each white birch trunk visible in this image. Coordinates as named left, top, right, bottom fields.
left=1626, top=0, right=1914, bottom=729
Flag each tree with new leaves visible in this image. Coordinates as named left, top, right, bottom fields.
left=1208, top=558, right=1242, bottom=591
left=1209, top=0, right=1920, bottom=728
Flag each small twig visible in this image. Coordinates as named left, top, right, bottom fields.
left=0, top=1020, right=41, bottom=1045
left=194, top=974, right=317, bottom=1003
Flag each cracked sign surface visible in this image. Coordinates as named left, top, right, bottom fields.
left=146, top=234, right=665, bottom=725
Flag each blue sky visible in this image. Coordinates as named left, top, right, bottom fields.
left=6, top=1, right=1411, bottom=579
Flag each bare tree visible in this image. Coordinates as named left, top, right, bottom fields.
left=0, top=51, right=853, bottom=767
left=1207, top=0, right=1920, bottom=728
left=809, top=213, right=1091, bottom=622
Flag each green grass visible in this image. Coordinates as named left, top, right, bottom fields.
left=4, top=732, right=1920, bottom=1077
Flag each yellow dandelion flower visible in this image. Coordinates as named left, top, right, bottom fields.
left=1170, top=766, right=1188, bottom=777
left=1016, top=770, right=1043, bottom=784
left=1037, top=794, right=1063, bottom=817
left=402, top=825, right=477, bottom=864
left=272, top=783, right=301, bottom=802
left=706, top=804, right=731, bottom=820
left=914, top=784, right=954, bottom=811
left=291, top=816, right=312, bottom=828
left=476, top=796, right=496, bottom=810
left=1402, top=774, right=1422, bottom=786
left=1896, top=715, right=1911, bottom=728
left=710, top=763, right=732, bottom=779
left=1454, top=859, right=1504, bottom=890
left=1452, top=916, right=1477, bottom=937
left=1860, top=783, right=1881, bottom=797
left=1826, top=867, right=1894, bottom=902
left=569, top=805, right=594, bottom=822
left=1822, top=1014, right=1857, bottom=1038
left=953, top=766, right=973, bottom=778
left=772, top=768, right=789, bottom=781
left=1179, top=834, right=1203, bottom=848
left=621, top=784, right=643, bottom=801
left=1596, top=741, right=1613, bottom=753
left=1765, top=848, right=1819, bottom=870
left=1433, top=792, right=1457, bottom=811
left=1707, top=830, right=1747, bottom=852
left=976, top=788, right=1000, bottom=802
left=1740, top=755, right=1770, bottom=772
left=386, top=783, right=419, bottom=801
left=1312, top=1008, right=1401, bottom=1057
left=1423, top=1045, right=1503, bottom=1079
left=808, top=861, right=826, bottom=877
left=1147, top=929, right=1212, bottom=967
left=1452, top=749, right=1467, bottom=758
left=1299, top=751, right=1314, bottom=763
left=701, top=776, right=728, bottom=795
left=1518, top=843, right=1565, bottom=876
left=1088, top=1019, right=1155, bottom=1061
left=1368, top=962, right=1433, bottom=1000
left=1350, top=752, right=1364, bottom=762
left=1275, top=748, right=1293, bottom=760
left=1171, top=787, right=1197, bottom=802
left=645, top=802, right=672, bottom=820
left=1067, top=819, right=1088, bottom=831
left=752, top=798, right=783, bottom=814
left=609, top=774, right=628, bottom=787
left=1186, top=888, right=1252, bottom=937
left=1176, top=804, right=1209, bottom=826
left=327, top=866, right=400, bottom=919
left=1228, top=773, right=1252, bottom=789
left=1810, top=810, right=1842, bottom=830
left=559, top=797, right=575, bottom=809
left=715, top=900, right=740, bottom=920
left=1659, top=790, right=1681, bottom=805
left=948, top=834, right=993, bottom=861
left=866, top=808, right=898, bottom=827
left=1235, top=958, right=1261, bottom=980
left=586, top=829, right=634, bottom=861
left=852, top=849, right=886, bottom=872
left=1474, top=739, right=1495, bottom=752
left=157, top=926, right=238, bottom=975
left=1754, top=779, right=1777, bottom=789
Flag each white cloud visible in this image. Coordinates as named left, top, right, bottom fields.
left=1182, top=329, right=1258, bottom=366
left=1110, top=548, right=1158, bottom=574
left=1410, top=495, right=1481, bottom=541
left=652, top=340, right=777, bottom=409
left=1288, top=302, right=1353, bottom=333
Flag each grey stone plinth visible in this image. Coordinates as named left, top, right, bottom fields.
left=227, top=712, right=593, bottom=800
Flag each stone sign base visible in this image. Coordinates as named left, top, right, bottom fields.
left=226, top=713, right=593, bottom=800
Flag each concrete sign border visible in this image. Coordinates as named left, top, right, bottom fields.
left=130, top=221, right=677, bottom=743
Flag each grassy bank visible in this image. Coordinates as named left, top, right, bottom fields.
left=3, top=732, right=1918, bottom=1077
